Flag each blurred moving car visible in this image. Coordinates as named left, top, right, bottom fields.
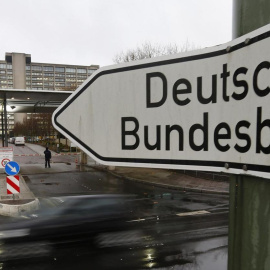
left=0, top=194, right=151, bottom=261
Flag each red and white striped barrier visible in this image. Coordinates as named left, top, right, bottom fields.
left=6, top=175, right=20, bottom=194
left=14, top=153, right=80, bottom=157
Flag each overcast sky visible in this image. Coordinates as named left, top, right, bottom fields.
left=0, top=0, right=232, bottom=67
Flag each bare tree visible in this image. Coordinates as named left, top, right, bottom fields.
left=13, top=113, right=56, bottom=140
left=113, top=40, right=199, bottom=64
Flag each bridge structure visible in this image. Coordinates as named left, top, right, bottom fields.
left=0, top=89, right=72, bottom=146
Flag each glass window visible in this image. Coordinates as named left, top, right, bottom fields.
left=26, top=66, right=31, bottom=70
left=44, top=73, right=54, bottom=77
left=66, top=74, right=76, bottom=78
left=0, top=71, right=6, bottom=74
left=88, top=69, right=95, bottom=74
left=66, top=68, right=76, bottom=73
left=32, top=66, right=42, bottom=71
left=0, top=64, right=6, bottom=69
left=43, top=66, right=54, bottom=72
left=55, top=67, right=65, bottom=72
left=77, top=68, right=86, bottom=73
left=7, top=64, right=12, bottom=69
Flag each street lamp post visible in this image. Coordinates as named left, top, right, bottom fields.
left=7, top=114, right=10, bottom=142
left=3, top=98, right=8, bottom=147
left=1, top=105, right=3, bottom=147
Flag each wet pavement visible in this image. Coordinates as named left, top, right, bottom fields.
left=0, top=143, right=229, bottom=269
left=0, top=143, right=230, bottom=216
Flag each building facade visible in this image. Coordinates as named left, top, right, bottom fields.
left=0, top=52, right=99, bottom=134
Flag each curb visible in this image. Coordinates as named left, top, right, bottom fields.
left=89, top=165, right=229, bottom=195
left=0, top=198, right=40, bottom=217
left=0, top=174, right=40, bottom=217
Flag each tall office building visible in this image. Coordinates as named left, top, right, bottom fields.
left=0, top=52, right=99, bottom=133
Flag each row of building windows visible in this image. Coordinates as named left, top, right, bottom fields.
left=0, top=75, right=13, bottom=79
left=26, top=87, right=71, bottom=91
left=0, top=63, right=13, bottom=69
left=26, top=65, right=96, bottom=74
left=25, top=77, right=85, bottom=82
left=26, top=82, right=81, bottom=87
left=26, top=77, right=86, bottom=82
left=0, top=86, right=14, bottom=88
left=0, top=81, right=13, bottom=84
left=26, top=74, right=87, bottom=79
left=0, top=70, right=13, bottom=75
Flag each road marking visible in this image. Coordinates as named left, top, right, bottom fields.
left=176, top=210, right=210, bottom=217
left=127, top=218, right=146, bottom=222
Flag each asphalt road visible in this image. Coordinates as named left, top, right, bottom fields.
left=0, top=144, right=229, bottom=269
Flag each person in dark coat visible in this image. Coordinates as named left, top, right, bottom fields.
left=44, top=147, right=52, bottom=168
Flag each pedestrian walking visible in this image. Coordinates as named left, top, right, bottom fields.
left=44, top=147, right=52, bottom=168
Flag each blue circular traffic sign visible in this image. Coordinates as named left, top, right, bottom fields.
left=5, top=161, right=20, bottom=176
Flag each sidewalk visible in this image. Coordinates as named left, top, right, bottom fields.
left=24, top=144, right=229, bottom=195
left=0, top=144, right=78, bottom=217
left=25, top=143, right=57, bottom=156
left=92, top=165, right=230, bottom=195
left=0, top=173, right=39, bottom=216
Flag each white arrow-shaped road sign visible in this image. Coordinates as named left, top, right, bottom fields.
left=53, top=24, right=270, bottom=179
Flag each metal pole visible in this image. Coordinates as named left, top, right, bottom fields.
left=233, top=0, right=270, bottom=39
left=1, top=107, right=4, bottom=147
left=3, top=97, right=8, bottom=147
left=228, top=1, right=270, bottom=269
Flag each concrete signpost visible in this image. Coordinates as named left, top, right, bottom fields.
left=6, top=175, right=20, bottom=195
left=53, top=24, right=270, bottom=179
left=5, top=161, right=20, bottom=195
